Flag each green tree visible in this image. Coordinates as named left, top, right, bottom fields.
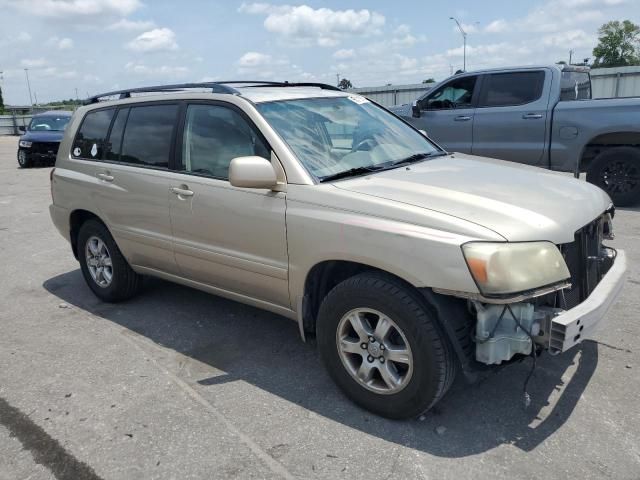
left=592, top=20, right=640, bottom=67
left=338, top=78, right=353, bottom=90
left=422, top=78, right=436, bottom=83
left=0, top=86, right=4, bottom=114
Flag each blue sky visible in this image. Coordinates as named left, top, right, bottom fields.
left=1, top=0, right=638, bottom=104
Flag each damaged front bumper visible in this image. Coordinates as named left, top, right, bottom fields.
left=469, top=248, right=627, bottom=365
left=548, top=249, right=626, bottom=353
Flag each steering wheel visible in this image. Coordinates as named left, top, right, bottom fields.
left=441, top=99, right=455, bottom=109
left=353, top=138, right=377, bottom=152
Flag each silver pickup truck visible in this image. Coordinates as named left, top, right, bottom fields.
left=389, top=65, right=640, bottom=206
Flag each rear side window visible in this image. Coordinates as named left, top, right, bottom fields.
left=120, top=104, right=178, bottom=168
left=72, top=109, right=115, bottom=159
left=479, top=71, right=545, bottom=107
left=560, top=71, right=591, bottom=101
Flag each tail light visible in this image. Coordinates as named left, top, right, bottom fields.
left=50, top=167, right=55, bottom=202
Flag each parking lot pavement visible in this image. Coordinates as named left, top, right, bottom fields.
left=0, top=135, right=639, bottom=480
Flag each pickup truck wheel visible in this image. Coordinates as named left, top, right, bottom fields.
left=586, top=146, right=640, bottom=207
left=77, top=220, right=141, bottom=302
left=316, top=272, right=455, bottom=419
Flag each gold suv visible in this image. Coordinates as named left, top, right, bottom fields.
left=50, top=82, right=626, bottom=418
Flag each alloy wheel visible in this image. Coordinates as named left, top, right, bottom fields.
left=85, top=236, right=113, bottom=288
left=335, top=308, right=413, bottom=395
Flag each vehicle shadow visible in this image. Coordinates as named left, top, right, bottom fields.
left=43, top=270, right=598, bottom=458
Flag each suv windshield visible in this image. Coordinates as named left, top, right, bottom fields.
left=257, top=96, right=441, bottom=180
left=28, top=115, right=70, bottom=132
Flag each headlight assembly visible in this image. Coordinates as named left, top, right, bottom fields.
left=19, top=140, right=32, bottom=148
left=462, top=241, right=570, bottom=296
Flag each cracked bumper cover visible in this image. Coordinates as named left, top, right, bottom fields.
left=550, top=249, right=627, bottom=353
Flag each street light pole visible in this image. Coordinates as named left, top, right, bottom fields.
left=24, top=68, right=33, bottom=107
left=449, top=17, right=467, bottom=72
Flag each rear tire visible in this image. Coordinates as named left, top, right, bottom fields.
left=586, top=146, right=640, bottom=207
left=77, top=220, right=141, bottom=302
left=17, top=150, right=32, bottom=168
left=316, top=272, right=455, bottom=419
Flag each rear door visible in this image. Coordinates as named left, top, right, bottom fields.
left=72, top=103, right=181, bottom=274
left=167, top=102, right=290, bottom=307
left=411, top=75, right=479, bottom=153
left=472, top=70, right=549, bottom=165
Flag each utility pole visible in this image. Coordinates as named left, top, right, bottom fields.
left=24, top=68, right=33, bottom=107
left=450, top=17, right=467, bottom=71
left=336, top=73, right=340, bottom=87
left=450, top=64, right=454, bottom=75
left=75, top=87, right=79, bottom=102
left=34, top=92, right=38, bottom=106
left=569, top=49, right=574, bottom=65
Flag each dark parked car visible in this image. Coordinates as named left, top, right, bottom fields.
left=17, top=110, right=73, bottom=168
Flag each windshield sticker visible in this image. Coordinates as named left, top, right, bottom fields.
left=73, top=147, right=81, bottom=157
left=347, top=95, right=369, bottom=105
left=90, top=144, right=98, bottom=157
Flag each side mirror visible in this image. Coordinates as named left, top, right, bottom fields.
left=18, top=126, right=26, bottom=133
left=229, top=156, right=278, bottom=189
left=411, top=100, right=421, bottom=118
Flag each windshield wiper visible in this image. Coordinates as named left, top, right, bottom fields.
left=389, top=151, right=447, bottom=167
left=320, top=165, right=384, bottom=182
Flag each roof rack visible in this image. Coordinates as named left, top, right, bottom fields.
left=220, top=81, right=343, bottom=92
left=86, top=82, right=240, bottom=104
left=86, top=81, right=343, bottom=104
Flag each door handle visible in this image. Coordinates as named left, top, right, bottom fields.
left=97, top=172, right=114, bottom=182
left=170, top=186, right=194, bottom=197
left=454, top=115, right=472, bottom=121
left=522, top=113, right=543, bottom=119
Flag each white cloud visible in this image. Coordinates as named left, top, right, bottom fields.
left=484, top=19, right=509, bottom=33
left=21, top=58, right=48, bottom=68
left=239, top=3, right=385, bottom=46
left=542, top=29, right=595, bottom=48
left=333, top=49, right=355, bottom=60
left=126, top=28, right=178, bottom=52
left=42, top=67, right=77, bottom=79
left=124, top=62, right=189, bottom=76
left=16, top=32, right=32, bottom=42
left=107, top=19, right=156, bottom=31
left=2, top=0, right=141, bottom=17
left=237, top=51, right=273, bottom=68
left=58, top=37, right=73, bottom=49
left=47, top=36, right=73, bottom=49
left=0, top=31, right=31, bottom=48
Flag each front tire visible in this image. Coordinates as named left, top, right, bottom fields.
left=586, top=146, right=640, bottom=207
left=77, top=220, right=141, bottom=302
left=17, top=150, right=32, bottom=168
left=316, top=272, right=455, bottom=419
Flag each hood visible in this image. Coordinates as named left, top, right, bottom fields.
left=333, top=153, right=611, bottom=244
left=20, top=130, right=65, bottom=143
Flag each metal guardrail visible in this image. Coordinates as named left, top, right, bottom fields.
left=0, top=111, right=32, bottom=136
left=0, top=106, right=75, bottom=136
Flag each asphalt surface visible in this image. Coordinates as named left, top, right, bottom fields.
left=0, top=135, right=639, bottom=480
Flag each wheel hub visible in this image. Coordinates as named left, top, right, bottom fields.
left=367, top=341, right=382, bottom=358
left=336, top=308, right=413, bottom=395
left=85, top=236, right=113, bottom=288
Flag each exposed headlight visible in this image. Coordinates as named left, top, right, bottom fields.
left=19, top=140, right=32, bottom=148
left=462, top=241, right=570, bottom=295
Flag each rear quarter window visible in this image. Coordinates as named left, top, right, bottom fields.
left=72, top=109, right=115, bottom=159
left=560, top=71, right=591, bottom=101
